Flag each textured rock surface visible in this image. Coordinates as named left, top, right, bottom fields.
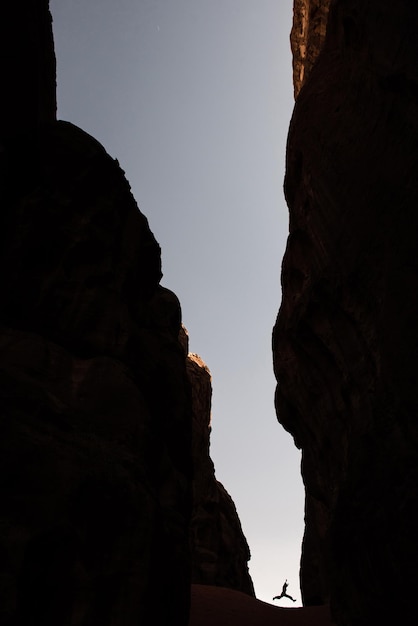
left=0, top=2, right=255, bottom=624
left=0, top=3, right=193, bottom=624
left=291, top=0, right=331, bottom=98
left=0, top=119, right=193, bottom=626
left=181, top=328, right=254, bottom=596
left=274, top=0, right=418, bottom=623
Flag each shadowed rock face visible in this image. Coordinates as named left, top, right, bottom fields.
left=181, top=328, right=254, bottom=597
left=0, top=2, right=193, bottom=624
left=274, top=0, right=418, bottom=623
left=0, top=2, right=254, bottom=624
left=0, top=1, right=56, bottom=134
left=0, top=118, right=193, bottom=626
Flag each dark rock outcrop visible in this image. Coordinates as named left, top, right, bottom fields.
left=274, top=0, right=418, bottom=623
left=181, top=328, right=254, bottom=596
left=0, top=3, right=193, bottom=624
left=0, top=2, right=254, bottom=624
left=0, top=1, right=56, bottom=135
left=0, top=119, right=193, bottom=626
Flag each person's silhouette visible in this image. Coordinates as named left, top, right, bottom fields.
left=273, top=579, right=296, bottom=602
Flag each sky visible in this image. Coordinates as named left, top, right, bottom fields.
left=49, top=0, right=303, bottom=606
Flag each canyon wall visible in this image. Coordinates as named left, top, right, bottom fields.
left=0, top=108, right=193, bottom=626
left=0, top=1, right=56, bottom=134
left=290, top=0, right=330, bottom=98
left=0, top=2, right=252, bottom=624
left=182, top=328, right=254, bottom=597
left=274, top=0, right=418, bottom=623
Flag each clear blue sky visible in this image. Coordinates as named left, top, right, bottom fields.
left=49, top=0, right=302, bottom=605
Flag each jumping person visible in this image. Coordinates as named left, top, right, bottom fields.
left=273, top=579, right=296, bottom=602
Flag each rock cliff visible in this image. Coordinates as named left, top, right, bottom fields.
left=0, top=2, right=252, bottom=624
left=0, top=1, right=56, bottom=134
left=274, top=0, right=418, bottom=623
left=290, top=0, right=330, bottom=98
left=0, top=118, right=193, bottom=626
left=181, top=328, right=254, bottom=596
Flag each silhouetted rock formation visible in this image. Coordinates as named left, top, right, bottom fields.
left=274, top=0, right=418, bottom=623
left=0, top=119, right=193, bottom=624
left=181, top=328, right=254, bottom=596
left=0, top=3, right=253, bottom=624
left=1, top=1, right=56, bottom=134
left=0, top=3, right=192, bottom=625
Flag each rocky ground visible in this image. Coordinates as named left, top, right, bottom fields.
left=189, top=585, right=334, bottom=626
